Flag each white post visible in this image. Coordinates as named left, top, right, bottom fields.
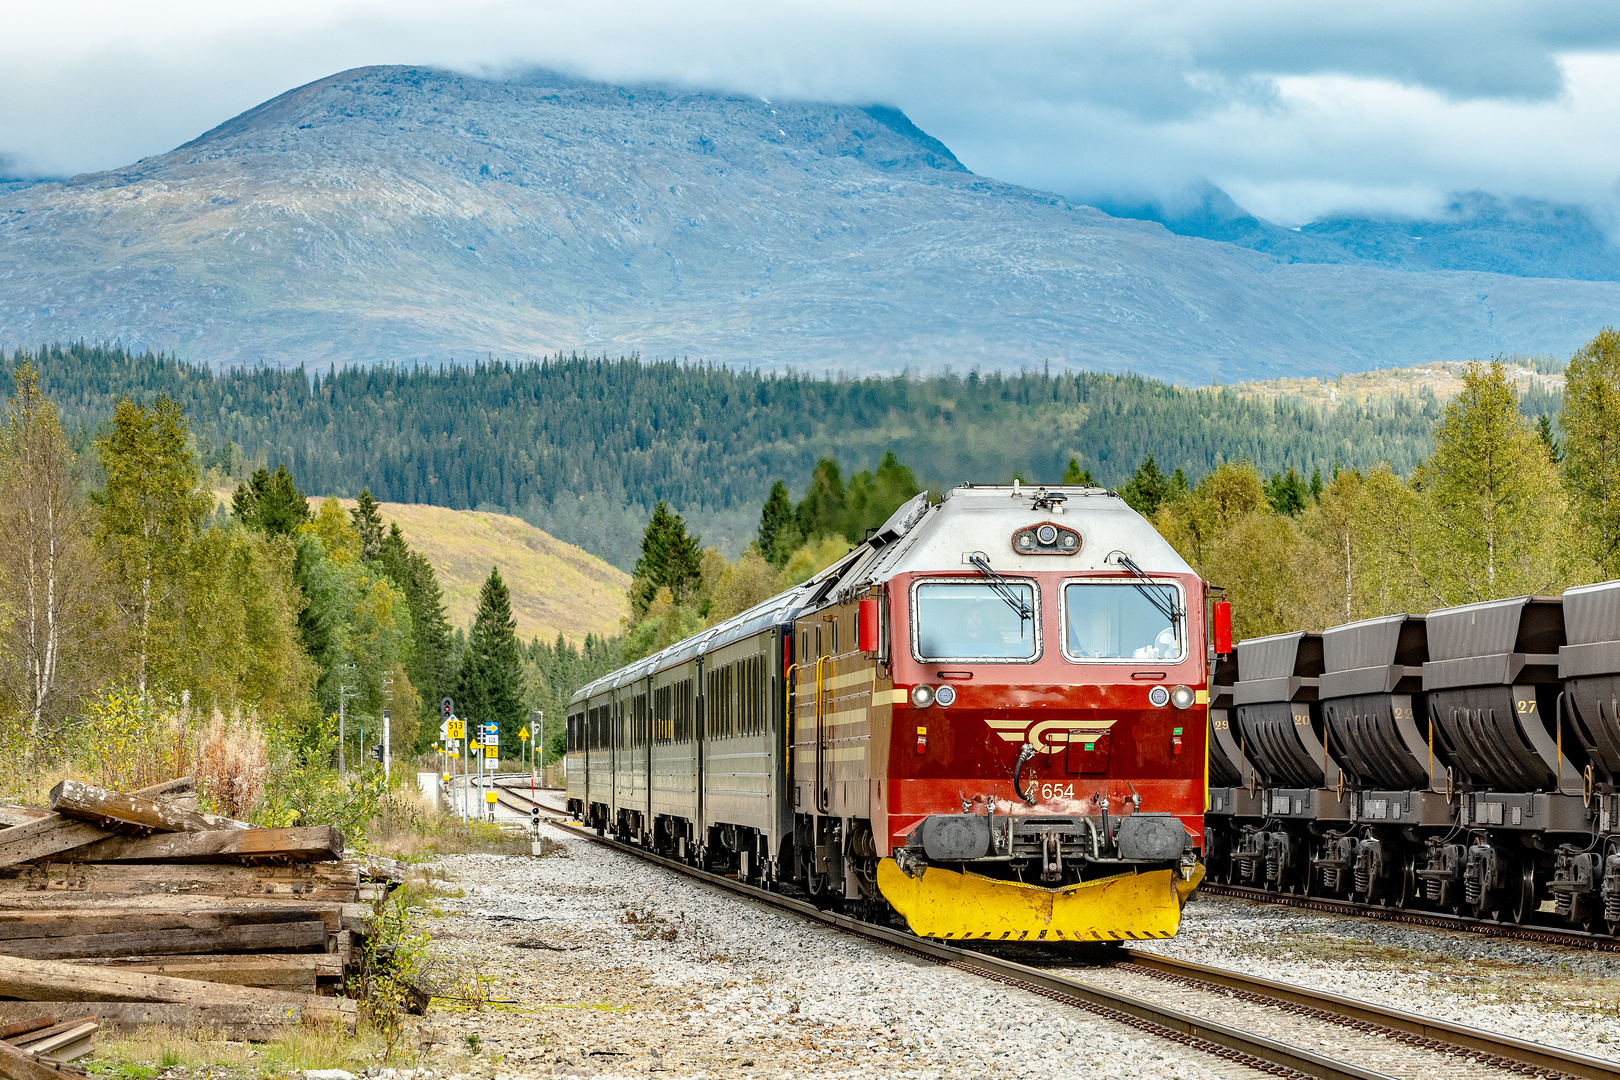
left=338, top=691, right=346, bottom=775
left=383, top=708, right=391, bottom=782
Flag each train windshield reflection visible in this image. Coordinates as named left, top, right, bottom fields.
left=914, top=582, right=1037, bottom=660
left=1064, top=582, right=1183, bottom=660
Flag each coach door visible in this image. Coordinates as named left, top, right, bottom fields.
left=695, top=657, right=706, bottom=834
left=815, top=620, right=831, bottom=814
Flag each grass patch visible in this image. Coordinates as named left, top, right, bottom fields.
left=89, top=1021, right=405, bottom=1079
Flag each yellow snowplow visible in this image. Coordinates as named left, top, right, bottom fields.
left=876, top=858, right=1205, bottom=941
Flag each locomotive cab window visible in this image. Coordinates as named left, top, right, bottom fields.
left=1062, top=580, right=1184, bottom=662
left=912, top=580, right=1038, bottom=661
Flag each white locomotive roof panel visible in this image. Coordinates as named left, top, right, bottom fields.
left=875, top=484, right=1193, bottom=578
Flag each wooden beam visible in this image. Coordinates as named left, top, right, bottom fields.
left=0, top=862, right=360, bottom=903
left=0, top=1003, right=300, bottom=1041
left=71, top=826, right=343, bottom=865
left=0, top=819, right=112, bottom=870
left=85, top=951, right=342, bottom=981
left=0, top=806, right=52, bottom=829
left=0, top=919, right=328, bottom=961
left=126, top=779, right=194, bottom=800
left=0, top=904, right=343, bottom=936
left=0, top=956, right=353, bottom=1029
left=0, top=906, right=338, bottom=942
left=47, top=781, right=247, bottom=834
left=76, top=957, right=320, bottom=992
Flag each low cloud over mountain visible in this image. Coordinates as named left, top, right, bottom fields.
left=1, top=66, right=1615, bottom=382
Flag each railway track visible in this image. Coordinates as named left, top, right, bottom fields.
left=1199, top=881, right=1620, bottom=954
left=475, top=778, right=1620, bottom=1080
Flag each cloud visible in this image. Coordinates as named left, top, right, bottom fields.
left=2, top=1, right=1619, bottom=223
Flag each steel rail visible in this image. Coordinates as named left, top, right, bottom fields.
left=502, top=788, right=1620, bottom=1078
left=528, top=807, right=1388, bottom=1080
left=1117, top=949, right=1620, bottom=1080
left=1199, top=882, right=1620, bottom=953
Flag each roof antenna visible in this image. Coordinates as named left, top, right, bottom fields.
left=1012, top=479, right=1021, bottom=497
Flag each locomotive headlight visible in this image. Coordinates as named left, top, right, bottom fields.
left=1147, top=685, right=1170, bottom=708
left=1036, top=524, right=1058, bottom=545
left=1170, top=685, right=1195, bottom=710
left=934, top=684, right=957, bottom=707
left=910, top=685, right=935, bottom=708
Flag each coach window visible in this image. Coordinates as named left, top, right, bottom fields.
left=1062, top=580, right=1184, bottom=662
left=912, top=580, right=1039, bottom=661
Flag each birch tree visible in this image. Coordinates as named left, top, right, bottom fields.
left=1423, top=360, right=1571, bottom=603
left=0, top=361, right=107, bottom=749
left=96, top=396, right=212, bottom=694
left=1562, top=328, right=1620, bottom=577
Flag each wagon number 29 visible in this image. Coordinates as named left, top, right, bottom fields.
left=1037, top=783, right=1075, bottom=801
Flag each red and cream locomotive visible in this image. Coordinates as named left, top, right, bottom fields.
left=566, top=483, right=1215, bottom=940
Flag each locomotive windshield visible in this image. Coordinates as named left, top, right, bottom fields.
left=1064, top=581, right=1184, bottom=661
left=914, top=582, right=1037, bottom=660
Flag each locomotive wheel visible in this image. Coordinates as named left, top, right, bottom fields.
left=1510, top=863, right=1538, bottom=925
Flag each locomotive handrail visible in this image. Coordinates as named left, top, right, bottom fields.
left=783, top=661, right=798, bottom=795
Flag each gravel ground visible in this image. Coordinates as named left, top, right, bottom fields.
left=1118, top=894, right=1620, bottom=1062
left=411, top=822, right=1272, bottom=1080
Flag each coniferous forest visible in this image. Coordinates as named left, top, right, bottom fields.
left=1, top=344, right=1469, bottom=569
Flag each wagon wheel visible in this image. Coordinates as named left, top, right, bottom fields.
left=1510, top=862, right=1540, bottom=925
left=1393, top=854, right=1417, bottom=910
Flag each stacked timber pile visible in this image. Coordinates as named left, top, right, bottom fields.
left=0, top=778, right=408, bottom=1059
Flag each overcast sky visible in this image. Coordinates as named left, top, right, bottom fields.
left=5, top=1, right=1620, bottom=225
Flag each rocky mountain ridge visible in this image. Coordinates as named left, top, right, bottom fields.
left=1, top=65, right=1616, bottom=382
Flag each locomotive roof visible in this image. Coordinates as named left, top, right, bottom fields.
left=843, top=483, right=1192, bottom=593
left=570, top=482, right=1193, bottom=705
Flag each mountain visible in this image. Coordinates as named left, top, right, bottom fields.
left=330, top=498, right=628, bottom=642
left=1098, top=184, right=1620, bottom=282
left=1, top=65, right=1617, bottom=383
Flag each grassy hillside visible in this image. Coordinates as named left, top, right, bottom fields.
left=1228, top=358, right=1565, bottom=411
left=332, top=499, right=628, bottom=644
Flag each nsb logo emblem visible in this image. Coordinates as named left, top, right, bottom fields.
left=984, top=717, right=1116, bottom=754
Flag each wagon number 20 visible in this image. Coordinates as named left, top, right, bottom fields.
left=1038, top=783, right=1075, bottom=801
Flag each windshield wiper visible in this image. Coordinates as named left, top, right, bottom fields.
left=967, top=552, right=1033, bottom=624
left=1109, top=551, right=1182, bottom=625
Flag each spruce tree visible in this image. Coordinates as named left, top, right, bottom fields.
left=379, top=520, right=455, bottom=748
left=633, top=501, right=703, bottom=603
left=351, top=488, right=384, bottom=561
left=1263, top=467, right=1310, bottom=516
left=232, top=464, right=309, bottom=537
left=796, top=458, right=846, bottom=540
left=756, top=480, right=794, bottom=563
left=1120, top=455, right=1171, bottom=516
left=456, top=566, right=528, bottom=760
left=1061, top=457, right=1095, bottom=485
left=1534, top=414, right=1563, bottom=465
